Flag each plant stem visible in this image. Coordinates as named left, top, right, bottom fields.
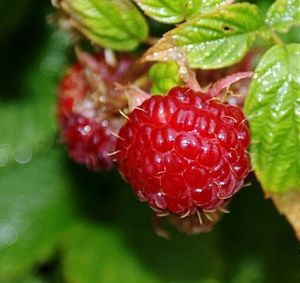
left=271, top=30, right=284, bottom=45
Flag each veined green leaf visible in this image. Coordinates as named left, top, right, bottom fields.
left=143, top=3, right=267, bottom=69
left=149, top=62, right=181, bottom=94
left=133, top=0, right=231, bottom=24
left=61, top=0, right=148, bottom=51
left=266, top=0, right=300, bottom=32
left=245, top=44, right=300, bottom=193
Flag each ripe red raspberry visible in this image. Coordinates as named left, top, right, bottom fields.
left=116, top=86, right=250, bottom=216
left=58, top=52, right=149, bottom=170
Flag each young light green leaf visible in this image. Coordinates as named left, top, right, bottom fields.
left=245, top=44, right=300, bottom=193
left=143, top=3, right=267, bottom=69
left=0, top=150, right=75, bottom=281
left=149, top=62, right=181, bottom=94
left=133, top=0, right=232, bottom=24
left=266, top=0, right=300, bottom=32
left=59, top=0, right=148, bottom=51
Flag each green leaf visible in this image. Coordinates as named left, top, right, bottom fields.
left=266, top=0, right=300, bottom=32
left=229, top=258, right=265, bottom=283
left=244, top=44, right=300, bottom=193
left=0, top=149, right=75, bottom=281
left=8, top=273, right=49, bottom=283
left=0, top=31, right=68, bottom=168
left=143, top=3, right=267, bottom=69
left=186, top=0, right=234, bottom=18
left=62, top=219, right=227, bottom=283
left=149, top=62, right=181, bottom=94
left=61, top=0, right=148, bottom=51
left=62, top=222, right=160, bottom=283
left=133, top=0, right=231, bottom=24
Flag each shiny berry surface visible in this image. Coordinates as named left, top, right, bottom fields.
left=63, top=113, right=117, bottom=170
left=116, top=87, right=250, bottom=216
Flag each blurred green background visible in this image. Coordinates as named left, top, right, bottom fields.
left=0, top=1, right=299, bottom=282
